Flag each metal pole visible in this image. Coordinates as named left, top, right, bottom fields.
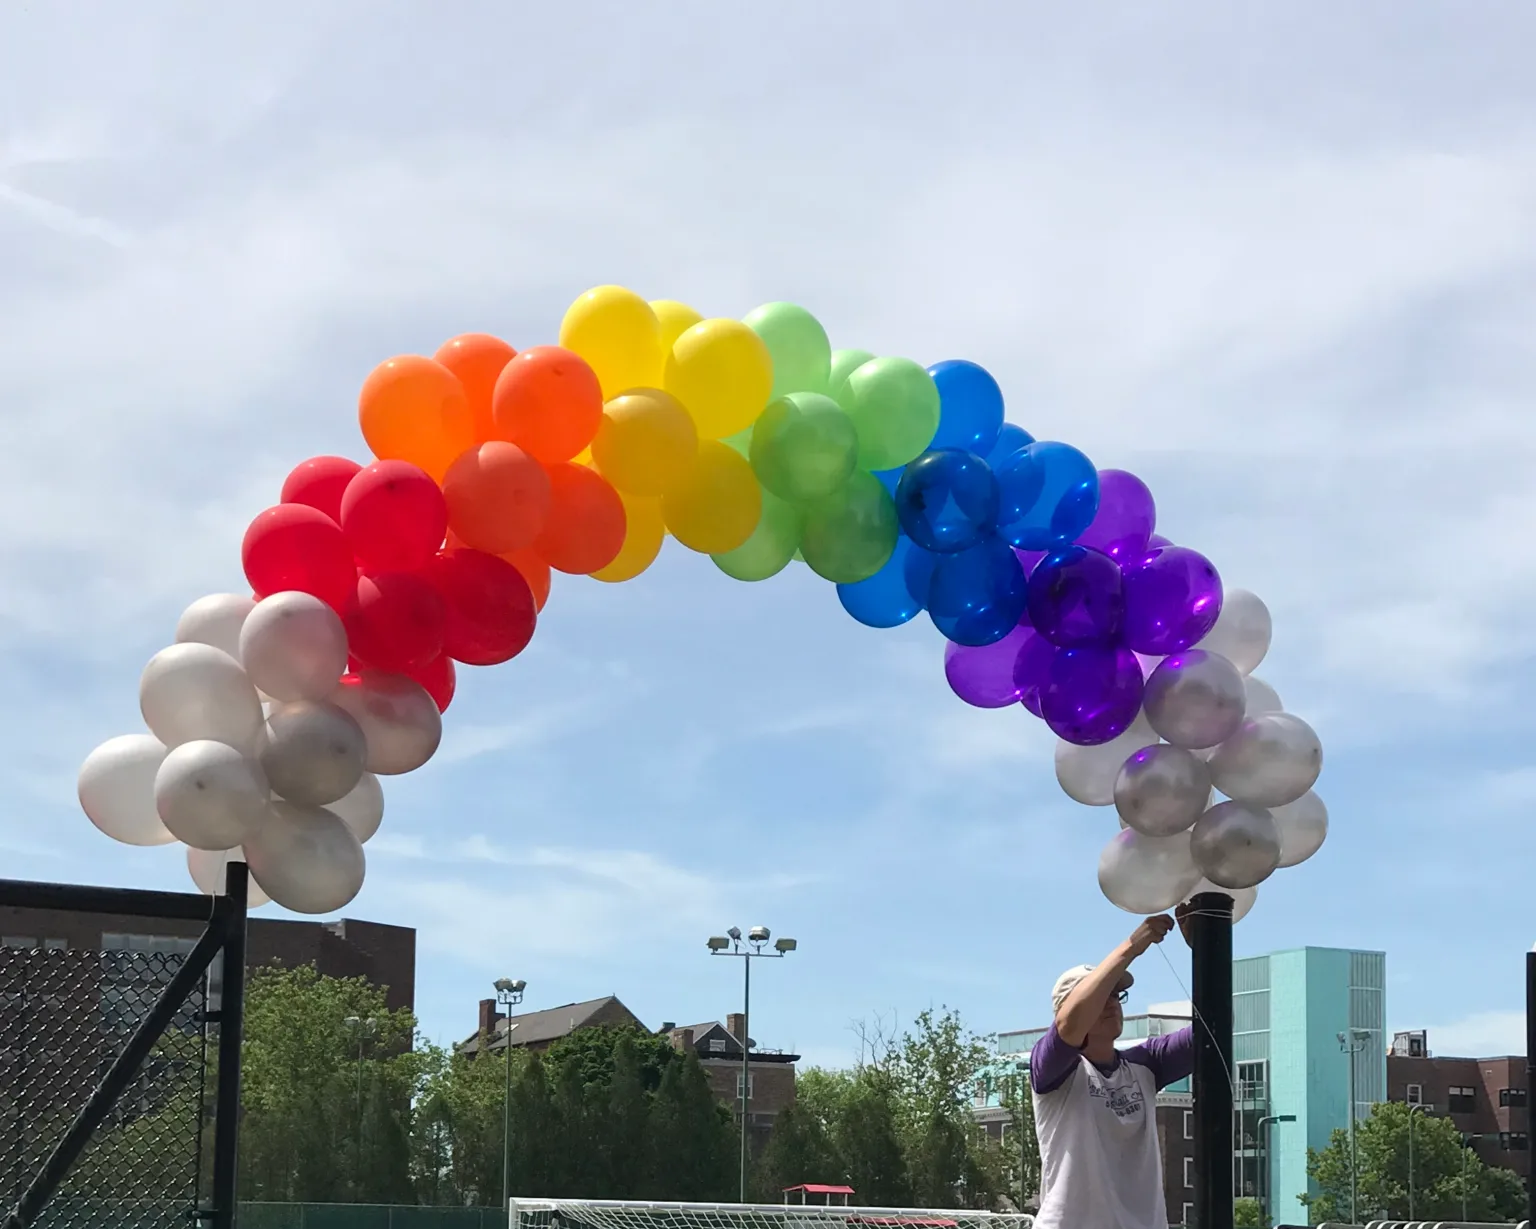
left=210, top=861, right=248, bottom=1229
left=1190, top=891, right=1234, bottom=1229
left=1463, top=1139, right=1471, bottom=1222
left=739, top=952, right=751, bottom=1203
left=502, top=1025, right=512, bottom=1211
left=1526, top=950, right=1536, bottom=1229
left=1408, top=1103, right=1427, bottom=1221
left=1347, top=1053, right=1357, bottom=1224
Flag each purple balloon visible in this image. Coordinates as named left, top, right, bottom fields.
left=1026, top=545, right=1124, bottom=648
left=1041, top=645, right=1145, bottom=746
left=1075, top=470, right=1156, bottom=563
left=1148, top=534, right=1172, bottom=550
left=944, top=620, right=1034, bottom=708
left=1012, top=626, right=1059, bottom=717
left=1122, top=546, right=1224, bottom=654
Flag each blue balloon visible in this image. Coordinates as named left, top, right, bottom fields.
left=996, top=441, right=1100, bottom=551
left=903, top=541, right=939, bottom=608
left=927, top=535, right=1029, bottom=647
left=986, top=422, right=1035, bottom=466
left=872, top=467, right=905, bottom=497
left=837, top=538, right=924, bottom=628
left=928, top=360, right=1005, bottom=456
left=894, top=449, right=1000, bottom=554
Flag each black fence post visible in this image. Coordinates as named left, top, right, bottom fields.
left=1191, top=890, right=1234, bottom=1229
left=210, top=861, right=249, bottom=1229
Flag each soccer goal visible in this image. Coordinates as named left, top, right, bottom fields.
left=508, top=1198, right=1034, bottom=1229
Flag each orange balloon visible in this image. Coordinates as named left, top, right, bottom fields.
left=591, top=495, right=666, bottom=583
left=491, top=346, right=603, bottom=464
left=434, top=334, right=517, bottom=443
left=499, top=546, right=552, bottom=612
left=441, top=441, right=551, bottom=554
left=533, top=463, right=627, bottom=575
left=358, top=356, right=475, bottom=481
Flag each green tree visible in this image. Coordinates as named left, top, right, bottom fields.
left=753, top=1099, right=844, bottom=1198
left=996, top=1067, right=1040, bottom=1209
left=644, top=1051, right=736, bottom=1201
left=1232, top=1196, right=1261, bottom=1227
left=606, top=1032, right=655, bottom=1198
left=836, top=1069, right=911, bottom=1206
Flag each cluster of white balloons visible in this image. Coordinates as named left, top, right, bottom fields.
left=76, top=592, right=443, bottom=914
left=1054, top=589, right=1328, bottom=921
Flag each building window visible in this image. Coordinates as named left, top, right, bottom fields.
left=1181, top=1203, right=1194, bottom=1228
left=1184, top=1109, right=1193, bottom=1140
left=1236, top=1059, right=1266, bottom=1103
left=1501, top=1132, right=1529, bottom=1151
left=1448, top=1086, right=1477, bottom=1114
left=706, top=1038, right=726, bottom=1052
left=1406, top=1083, right=1423, bottom=1105
left=1500, top=1088, right=1528, bottom=1109
left=1, top=937, right=37, bottom=950
left=1184, top=1156, right=1194, bottom=1189
left=736, top=1072, right=754, bottom=1099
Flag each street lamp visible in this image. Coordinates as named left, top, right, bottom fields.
left=1337, top=1027, right=1370, bottom=1225
left=1460, top=1131, right=1501, bottom=1223
left=494, top=977, right=527, bottom=1211
left=344, top=1015, right=378, bottom=1195
left=1406, top=1103, right=1430, bottom=1220
left=1256, top=1113, right=1294, bottom=1228
left=708, top=925, right=797, bottom=1202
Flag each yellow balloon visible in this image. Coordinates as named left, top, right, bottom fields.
left=559, top=286, right=664, bottom=399
left=591, top=389, right=699, bottom=497
left=663, top=319, right=773, bottom=440
left=650, top=300, right=704, bottom=351
left=662, top=441, right=762, bottom=554
left=591, top=494, right=666, bottom=583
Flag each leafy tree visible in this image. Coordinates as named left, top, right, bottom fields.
left=753, top=1100, right=843, bottom=1198
left=643, top=1050, right=736, bottom=1201
left=606, top=1032, right=655, bottom=1198
left=996, top=1067, right=1040, bottom=1209
left=836, top=1069, right=912, bottom=1206
left=1232, top=1196, right=1261, bottom=1227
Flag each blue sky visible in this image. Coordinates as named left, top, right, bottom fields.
left=3, top=2, right=1536, bottom=1067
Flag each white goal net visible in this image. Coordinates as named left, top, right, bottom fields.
left=509, top=1198, right=1034, bottom=1229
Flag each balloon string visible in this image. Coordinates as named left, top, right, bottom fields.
left=1156, top=935, right=1241, bottom=1155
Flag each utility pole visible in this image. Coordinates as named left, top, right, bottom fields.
left=1337, top=1027, right=1369, bottom=1225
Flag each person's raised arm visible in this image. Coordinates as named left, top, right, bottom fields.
left=1054, top=916, right=1174, bottom=1048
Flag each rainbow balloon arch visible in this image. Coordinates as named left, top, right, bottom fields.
left=76, top=287, right=1326, bottom=917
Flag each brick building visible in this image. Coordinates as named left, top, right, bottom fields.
left=1386, top=1028, right=1531, bottom=1185
left=663, top=1013, right=799, bottom=1149
left=459, top=995, right=647, bottom=1055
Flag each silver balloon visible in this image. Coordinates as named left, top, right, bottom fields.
left=1183, top=878, right=1257, bottom=924
left=326, top=771, right=385, bottom=844
left=330, top=672, right=442, bottom=776
left=243, top=801, right=366, bottom=914
left=260, top=701, right=367, bottom=806
left=78, top=734, right=175, bottom=846
left=1097, top=829, right=1204, bottom=915
left=239, top=592, right=350, bottom=703
left=1114, top=744, right=1211, bottom=837
left=1055, top=714, right=1159, bottom=806
left=1194, top=588, right=1272, bottom=676
left=140, top=643, right=264, bottom=752
left=186, top=846, right=272, bottom=907
left=154, top=740, right=270, bottom=850
left=1243, top=675, right=1283, bottom=716
left=1272, top=790, right=1328, bottom=868
left=176, top=594, right=255, bottom=659
left=1189, top=801, right=1281, bottom=889
left=1208, top=712, right=1322, bottom=807
left=1142, top=650, right=1246, bottom=750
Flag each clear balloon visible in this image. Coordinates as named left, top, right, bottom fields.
left=1142, top=650, right=1247, bottom=750
left=750, top=393, right=860, bottom=504
left=1122, top=546, right=1224, bottom=655
left=1075, top=470, right=1156, bottom=564
left=927, top=360, right=1005, bottom=457
left=842, top=357, right=942, bottom=471
left=155, top=740, right=270, bottom=850
left=330, top=672, right=443, bottom=776
left=1114, top=744, right=1211, bottom=837
left=244, top=801, right=366, bottom=915
left=944, top=620, right=1034, bottom=708
left=187, top=847, right=271, bottom=906
left=239, top=592, right=350, bottom=704
left=78, top=734, right=175, bottom=846
left=1189, top=800, right=1281, bottom=889
left=1054, top=714, right=1158, bottom=806
left=1098, top=829, right=1204, bottom=915
left=140, top=643, right=264, bottom=753
left=743, top=302, right=832, bottom=399
left=1194, top=588, right=1273, bottom=676
left=326, top=771, right=385, bottom=845
left=894, top=450, right=999, bottom=554
left=1026, top=546, right=1125, bottom=648
left=836, top=537, right=924, bottom=628
left=994, top=441, right=1100, bottom=551
left=1041, top=645, right=1145, bottom=746
left=1243, top=675, right=1283, bottom=716
left=800, top=471, right=899, bottom=584
left=1272, top=790, right=1328, bottom=868
left=1207, top=712, right=1323, bottom=808
left=927, top=536, right=1029, bottom=647
left=260, top=701, right=368, bottom=806
left=1183, top=879, right=1256, bottom=924
left=176, top=594, right=254, bottom=660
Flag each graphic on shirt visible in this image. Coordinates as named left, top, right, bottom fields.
left=1088, top=1077, right=1146, bottom=1121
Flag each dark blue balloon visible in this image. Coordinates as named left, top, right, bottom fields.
left=872, top=467, right=905, bottom=497
left=837, top=538, right=924, bottom=628
left=1027, top=545, right=1125, bottom=648
left=928, top=360, right=1006, bottom=456
left=927, top=535, right=1029, bottom=647
left=986, top=422, right=1035, bottom=466
left=995, top=441, right=1100, bottom=551
left=894, top=449, right=1000, bottom=555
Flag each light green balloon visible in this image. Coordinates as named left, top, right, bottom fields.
left=712, top=491, right=804, bottom=581
left=744, top=303, right=832, bottom=399
left=721, top=425, right=754, bottom=458
left=828, top=348, right=875, bottom=415
left=844, top=356, right=941, bottom=471
left=799, top=471, right=899, bottom=584
left=749, top=392, right=860, bottom=505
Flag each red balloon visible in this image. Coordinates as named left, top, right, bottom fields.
left=533, top=463, right=627, bottom=575
left=280, top=456, right=362, bottom=523
left=340, top=460, right=449, bottom=572
left=409, top=654, right=457, bottom=712
left=242, top=505, right=356, bottom=611
left=421, top=548, right=537, bottom=666
left=344, top=572, right=446, bottom=672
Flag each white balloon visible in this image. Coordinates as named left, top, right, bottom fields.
left=78, top=734, right=175, bottom=846
left=1183, top=878, right=1257, bottom=924
left=1243, top=675, right=1283, bottom=716
left=140, top=643, right=263, bottom=752
left=326, top=772, right=384, bottom=844
left=1208, top=712, right=1323, bottom=808
left=1190, top=800, right=1281, bottom=889
left=260, top=701, right=367, bottom=806
left=244, top=801, right=366, bottom=914
left=154, top=740, right=270, bottom=851
left=1097, top=828, right=1203, bottom=915
left=1273, top=790, right=1329, bottom=868
left=176, top=594, right=255, bottom=659
left=1194, top=589, right=1272, bottom=676
left=331, top=672, right=442, bottom=775
left=1055, top=714, right=1158, bottom=806
left=1114, top=744, right=1211, bottom=837
left=239, top=592, right=350, bottom=703
left=1143, top=651, right=1246, bottom=750
left=186, top=846, right=271, bottom=907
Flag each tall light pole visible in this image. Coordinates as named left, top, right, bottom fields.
left=1337, top=1027, right=1369, bottom=1225
left=708, top=925, right=797, bottom=1202
left=1256, top=1113, right=1293, bottom=1228
left=494, top=977, right=527, bottom=1212
left=1460, top=1131, right=1500, bottom=1222
left=1406, top=1103, right=1429, bottom=1220
left=344, top=1015, right=378, bottom=1196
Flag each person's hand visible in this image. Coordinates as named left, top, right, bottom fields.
left=1127, top=915, right=1174, bottom=957
left=1175, top=900, right=1196, bottom=947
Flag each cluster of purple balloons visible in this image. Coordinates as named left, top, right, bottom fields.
left=943, top=470, right=1226, bottom=746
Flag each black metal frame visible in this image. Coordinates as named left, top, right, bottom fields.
left=0, top=863, right=248, bottom=1229
left=1526, top=949, right=1536, bottom=1229
left=1190, top=890, right=1235, bottom=1229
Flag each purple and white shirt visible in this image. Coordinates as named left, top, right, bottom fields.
left=1029, top=1025, right=1194, bottom=1229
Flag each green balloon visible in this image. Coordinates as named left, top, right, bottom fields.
left=744, top=302, right=832, bottom=399
left=712, top=490, right=804, bottom=581
left=828, top=348, right=875, bottom=415
left=800, top=471, right=899, bottom=584
left=844, top=356, right=941, bottom=471
left=749, top=392, right=860, bottom=504
left=721, top=425, right=754, bottom=458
